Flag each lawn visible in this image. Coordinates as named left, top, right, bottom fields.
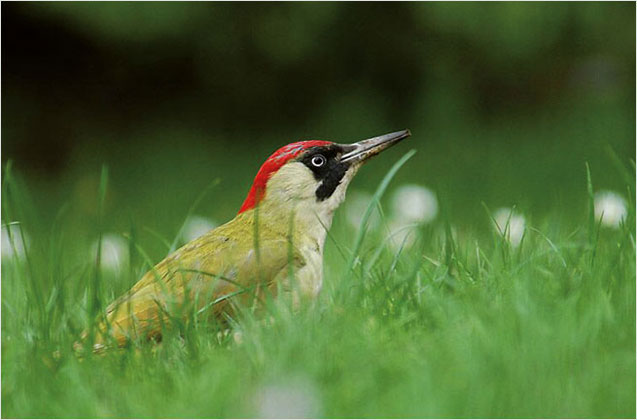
left=1, top=115, right=635, bottom=417
left=1, top=4, right=635, bottom=415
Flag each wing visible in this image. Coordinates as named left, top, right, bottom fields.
left=92, top=219, right=304, bottom=347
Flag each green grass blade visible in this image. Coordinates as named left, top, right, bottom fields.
left=345, top=149, right=416, bottom=274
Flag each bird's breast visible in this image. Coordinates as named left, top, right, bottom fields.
left=296, top=242, right=324, bottom=299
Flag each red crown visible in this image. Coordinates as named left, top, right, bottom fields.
left=238, top=140, right=332, bottom=213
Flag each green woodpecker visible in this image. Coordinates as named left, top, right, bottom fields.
left=92, top=129, right=410, bottom=348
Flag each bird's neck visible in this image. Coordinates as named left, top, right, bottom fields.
left=254, top=200, right=335, bottom=254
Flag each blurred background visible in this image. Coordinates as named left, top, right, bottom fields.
left=2, top=2, right=635, bottom=262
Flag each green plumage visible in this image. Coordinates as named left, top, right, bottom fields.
left=95, top=210, right=304, bottom=347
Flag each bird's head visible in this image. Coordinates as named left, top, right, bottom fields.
left=238, top=129, right=410, bottom=231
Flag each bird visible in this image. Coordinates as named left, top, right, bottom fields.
left=87, top=129, right=410, bottom=349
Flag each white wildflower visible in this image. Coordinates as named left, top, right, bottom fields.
left=594, top=190, right=627, bottom=228
left=255, top=376, right=321, bottom=418
left=181, top=215, right=217, bottom=242
left=493, top=207, right=526, bottom=247
left=344, top=190, right=381, bottom=230
left=391, top=184, right=438, bottom=224
left=1, top=223, right=29, bottom=260
left=92, top=233, right=129, bottom=273
left=386, top=219, right=418, bottom=251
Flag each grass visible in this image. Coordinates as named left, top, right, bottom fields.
left=1, top=147, right=635, bottom=418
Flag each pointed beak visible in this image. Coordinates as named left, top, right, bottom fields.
left=340, top=129, right=411, bottom=164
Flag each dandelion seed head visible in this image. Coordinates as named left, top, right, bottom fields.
left=594, top=190, right=627, bottom=228
left=386, top=219, right=417, bottom=251
left=391, top=184, right=438, bottom=224
left=1, top=224, right=29, bottom=260
left=92, top=233, right=129, bottom=273
left=181, top=215, right=217, bottom=242
left=254, top=376, right=321, bottom=419
left=344, top=190, right=381, bottom=230
left=493, top=207, right=526, bottom=247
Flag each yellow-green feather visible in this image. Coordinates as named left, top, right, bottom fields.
left=95, top=209, right=305, bottom=347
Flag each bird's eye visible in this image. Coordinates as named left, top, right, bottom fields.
left=311, top=154, right=326, bottom=167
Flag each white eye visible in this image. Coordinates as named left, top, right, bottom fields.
left=311, top=155, right=326, bottom=167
